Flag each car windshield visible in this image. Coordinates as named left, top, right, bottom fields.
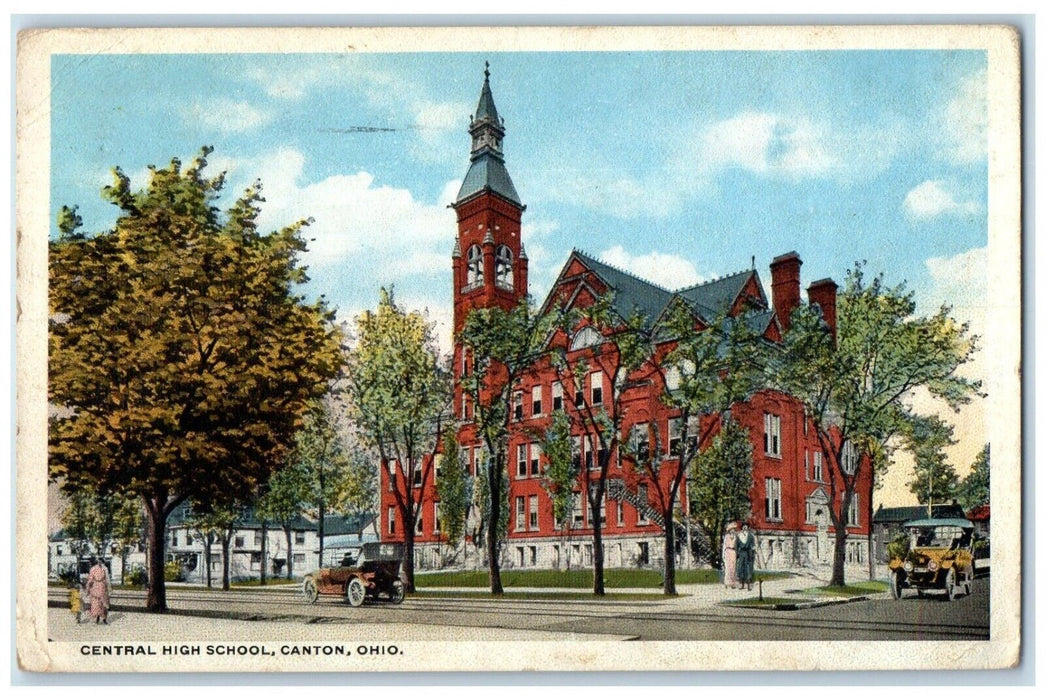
left=908, top=525, right=968, bottom=548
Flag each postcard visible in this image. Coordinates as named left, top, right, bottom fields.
left=16, top=24, right=1021, bottom=672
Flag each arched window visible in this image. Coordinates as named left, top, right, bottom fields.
left=570, top=326, right=604, bottom=351
left=495, top=245, right=513, bottom=290
left=466, top=245, right=484, bottom=287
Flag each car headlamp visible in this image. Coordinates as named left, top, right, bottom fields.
left=928, top=560, right=939, bottom=572
left=903, top=561, right=913, bottom=573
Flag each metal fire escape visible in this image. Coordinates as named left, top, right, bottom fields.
left=605, top=479, right=716, bottom=564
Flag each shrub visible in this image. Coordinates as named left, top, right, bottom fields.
left=126, top=565, right=148, bottom=587
left=886, top=533, right=910, bottom=560
left=164, top=560, right=184, bottom=582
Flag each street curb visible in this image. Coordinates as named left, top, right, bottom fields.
left=719, top=594, right=871, bottom=611
left=48, top=599, right=328, bottom=624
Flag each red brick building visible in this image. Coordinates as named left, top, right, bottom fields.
left=379, top=68, right=872, bottom=572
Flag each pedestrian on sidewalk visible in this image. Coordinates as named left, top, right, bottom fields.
left=85, top=556, right=111, bottom=625
left=721, top=522, right=739, bottom=588
left=67, top=578, right=84, bottom=624
left=735, top=523, right=757, bottom=591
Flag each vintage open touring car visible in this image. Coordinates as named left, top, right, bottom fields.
left=887, top=518, right=977, bottom=601
left=301, top=542, right=405, bottom=606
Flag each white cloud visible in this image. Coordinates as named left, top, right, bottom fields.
left=598, top=245, right=706, bottom=290
left=182, top=98, right=271, bottom=134
left=922, top=246, right=988, bottom=326
left=245, top=65, right=325, bottom=100
left=698, top=111, right=836, bottom=179
left=939, top=68, right=988, bottom=165
left=903, top=180, right=980, bottom=221
left=219, top=148, right=457, bottom=277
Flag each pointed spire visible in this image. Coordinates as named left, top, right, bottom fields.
left=483, top=227, right=495, bottom=246
left=519, top=242, right=528, bottom=261
left=474, top=61, right=501, bottom=126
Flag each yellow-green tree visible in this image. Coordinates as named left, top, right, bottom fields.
left=347, top=289, right=451, bottom=593
left=49, top=148, right=343, bottom=611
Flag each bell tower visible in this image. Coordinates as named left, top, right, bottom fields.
left=451, top=63, right=528, bottom=337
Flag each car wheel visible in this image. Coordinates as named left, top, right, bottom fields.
left=945, top=568, right=957, bottom=601
left=890, top=571, right=903, bottom=600
left=302, top=578, right=318, bottom=605
left=346, top=577, right=366, bottom=607
left=964, top=567, right=974, bottom=596
left=390, top=580, right=405, bottom=605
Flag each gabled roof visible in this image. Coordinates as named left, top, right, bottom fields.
left=456, top=154, right=522, bottom=207
left=569, top=250, right=675, bottom=327
left=323, top=513, right=378, bottom=537
left=677, top=269, right=759, bottom=316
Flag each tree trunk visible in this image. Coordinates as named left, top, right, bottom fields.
left=867, top=488, right=875, bottom=581
left=120, top=550, right=127, bottom=586
left=487, top=463, right=504, bottom=594
left=317, top=503, right=326, bottom=569
left=831, top=529, right=847, bottom=587
left=203, top=538, right=213, bottom=588
left=144, top=504, right=168, bottom=613
left=221, top=536, right=231, bottom=591
left=591, top=482, right=605, bottom=596
left=260, top=520, right=268, bottom=585
left=403, top=524, right=416, bottom=594
left=662, top=509, right=677, bottom=595
left=284, top=525, right=293, bottom=579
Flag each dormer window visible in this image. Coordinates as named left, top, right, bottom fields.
left=466, top=245, right=484, bottom=288
left=495, top=245, right=514, bottom=290
left=570, top=326, right=604, bottom=351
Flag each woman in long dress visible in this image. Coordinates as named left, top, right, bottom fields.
left=86, top=557, right=111, bottom=624
left=721, top=522, right=739, bottom=588
left=734, top=523, right=757, bottom=590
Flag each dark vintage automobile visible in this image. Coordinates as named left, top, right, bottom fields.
left=301, top=542, right=405, bottom=607
left=888, top=518, right=977, bottom=601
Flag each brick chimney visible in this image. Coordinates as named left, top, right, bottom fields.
left=808, top=278, right=839, bottom=344
left=769, top=251, right=802, bottom=334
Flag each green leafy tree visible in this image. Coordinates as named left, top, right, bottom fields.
left=48, top=148, right=343, bottom=611
left=688, top=419, right=754, bottom=570
left=187, top=503, right=243, bottom=590
left=903, top=415, right=960, bottom=509
left=538, top=410, right=580, bottom=569
left=347, top=289, right=451, bottom=593
left=59, top=489, right=96, bottom=573
left=544, top=296, right=659, bottom=595
left=289, top=399, right=355, bottom=568
left=256, top=460, right=311, bottom=579
left=459, top=298, right=547, bottom=593
left=436, top=432, right=472, bottom=558
left=957, top=444, right=990, bottom=511
left=111, top=494, right=145, bottom=585
left=635, top=307, right=766, bottom=594
left=770, top=264, right=980, bottom=586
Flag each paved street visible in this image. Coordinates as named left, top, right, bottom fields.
left=48, top=574, right=989, bottom=642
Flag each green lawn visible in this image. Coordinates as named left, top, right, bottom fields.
left=414, top=568, right=791, bottom=589
left=722, top=596, right=806, bottom=608
left=797, top=580, right=889, bottom=597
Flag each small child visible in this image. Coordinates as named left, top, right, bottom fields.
left=68, top=582, right=83, bottom=624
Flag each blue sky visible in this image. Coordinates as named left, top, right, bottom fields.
left=49, top=50, right=989, bottom=502
left=51, top=50, right=987, bottom=342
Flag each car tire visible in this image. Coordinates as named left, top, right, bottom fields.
left=890, top=571, right=904, bottom=600
left=346, top=577, right=366, bottom=607
left=302, top=578, right=318, bottom=605
left=964, top=567, right=974, bottom=596
left=945, top=568, right=957, bottom=601
left=390, top=580, right=405, bottom=605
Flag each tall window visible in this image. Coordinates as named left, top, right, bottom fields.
left=574, top=379, right=584, bottom=408
left=636, top=484, right=650, bottom=525
left=388, top=507, right=396, bottom=535
left=413, top=466, right=422, bottom=487
left=764, top=413, right=781, bottom=457
left=813, top=451, right=823, bottom=482
left=765, top=478, right=782, bottom=520
left=529, top=495, right=539, bottom=530
left=590, top=371, right=603, bottom=405
left=515, top=496, right=526, bottom=532
left=617, top=500, right=625, bottom=528
left=495, top=244, right=514, bottom=290
left=847, top=493, right=860, bottom=526
left=513, top=391, right=523, bottom=421
left=668, top=418, right=682, bottom=457
left=665, top=366, right=681, bottom=392
left=842, top=441, right=859, bottom=474
left=632, top=423, right=650, bottom=464
left=571, top=436, right=582, bottom=473
left=584, top=435, right=595, bottom=471
left=552, top=381, right=563, bottom=411
left=461, top=447, right=471, bottom=476
left=572, top=493, right=584, bottom=528
left=531, top=385, right=543, bottom=416
left=415, top=508, right=424, bottom=535
left=517, top=444, right=528, bottom=478
left=466, top=245, right=483, bottom=286
left=530, top=442, right=542, bottom=476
